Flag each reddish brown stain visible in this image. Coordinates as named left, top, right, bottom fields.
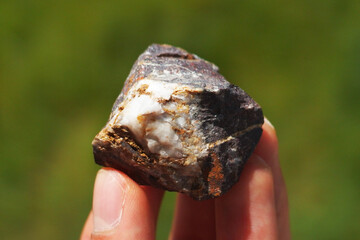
left=137, top=115, right=145, bottom=124
left=136, top=84, right=149, bottom=95
left=208, top=152, right=224, bottom=197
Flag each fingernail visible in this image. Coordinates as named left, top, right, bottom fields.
left=93, top=169, right=127, bottom=233
left=264, top=117, right=275, bottom=130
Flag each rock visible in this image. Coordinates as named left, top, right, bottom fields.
left=92, top=44, right=264, bottom=200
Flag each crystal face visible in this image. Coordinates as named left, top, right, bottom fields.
left=92, top=44, right=264, bottom=200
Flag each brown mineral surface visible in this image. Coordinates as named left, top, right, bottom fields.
left=92, top=44, right=264, bottom=200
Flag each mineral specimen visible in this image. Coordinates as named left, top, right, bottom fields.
left=92, top=44, right=264, bottom=200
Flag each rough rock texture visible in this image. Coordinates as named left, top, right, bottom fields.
left=92, top=44, right=264, bottom=200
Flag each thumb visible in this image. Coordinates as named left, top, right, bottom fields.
left=81, top=168, right=164, bottom=240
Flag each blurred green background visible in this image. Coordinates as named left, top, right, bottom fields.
left=1, top=0, right=359, bottom=239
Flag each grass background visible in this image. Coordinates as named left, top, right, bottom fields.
left=1, top=0, right=359, bottom=239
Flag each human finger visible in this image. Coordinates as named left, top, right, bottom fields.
left=215, top=154, right=278, bottom=240
left=80, top=168, right=164, bottom=240
left=254, top=118, right=290, bottom=239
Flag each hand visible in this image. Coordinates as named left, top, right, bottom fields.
left=80, top=119, right=290, bottom=240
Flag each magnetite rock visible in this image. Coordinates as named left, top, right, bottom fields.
left=92, top=44, right=264, bottom=200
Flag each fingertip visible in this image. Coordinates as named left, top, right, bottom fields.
left=92, top=168, right=128, bottom=234
left=90, top=168, right=164, bottom=239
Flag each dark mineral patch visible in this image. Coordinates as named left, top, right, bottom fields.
left=92, top=44, right=264, bottom=200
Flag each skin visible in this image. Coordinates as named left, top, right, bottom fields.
left=80, top=119, right=290, bottom=240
